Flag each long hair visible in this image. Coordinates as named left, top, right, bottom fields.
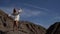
left=13, top=8, right=16, bottom=13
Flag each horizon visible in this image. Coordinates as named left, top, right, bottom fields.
left=0, top=0, right=60, bottom=28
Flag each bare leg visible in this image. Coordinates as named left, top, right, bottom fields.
left=13, top=21, right=18, bottom=31
left=13, top=21, right=16, bottom=31
left=15, top=21, right=18, bottom=31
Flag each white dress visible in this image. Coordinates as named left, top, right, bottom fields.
left=14, top=14, right=20, bottom=21
left=8, top=8, right=22, bottom=21
left=13, top=9, right=22, bottom=21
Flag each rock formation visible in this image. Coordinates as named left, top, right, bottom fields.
left=0, top=9, right=46, bottom=34
left=46, top=22, right=60, bottom=34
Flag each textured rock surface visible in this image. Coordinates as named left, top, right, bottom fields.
left=46, top=22, right=60, bottom=34
left=0, top=9, right=46, bottom=34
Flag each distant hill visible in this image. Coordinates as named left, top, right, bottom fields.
left=46, top=22, right=60, bottom=34
left=0, top=9, right=46, bottom=34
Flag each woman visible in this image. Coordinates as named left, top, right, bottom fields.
left=8, top=8, right=22, bottom=31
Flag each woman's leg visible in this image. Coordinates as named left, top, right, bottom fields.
left=13, top=21, right=16, bottom=31
left=13, top=21, right=18, bottom=31
left=15, top=21, right=18, bottom=30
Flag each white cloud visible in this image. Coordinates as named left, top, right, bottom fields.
left=19, top=3, right=49, bottom=18
left=31, top=11, right=41, bottom=16
left=21, top=9, right=45, bottom=18
left=24, top=3, right=49, bottom=11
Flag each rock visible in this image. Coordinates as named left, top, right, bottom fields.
left=46, top=22, right=60, bottom=34
left=0, top=9, right=46, bottom=34
left=0, top=31, right=6, bottom=34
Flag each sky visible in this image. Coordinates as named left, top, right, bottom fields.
left=0, top=0, right=60, bottom=28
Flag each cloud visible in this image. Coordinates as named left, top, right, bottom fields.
left=21, top=8, right=46, bottom=18
left=18, top=3, right=49, bottom=18
left=22, top=9, right=41, bottom=17
left=31, top=11, right=41, bottom=16
left=24, top=3, right=49, bottom=11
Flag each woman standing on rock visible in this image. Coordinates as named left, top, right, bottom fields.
left=8, top=8, right=22, bottom=31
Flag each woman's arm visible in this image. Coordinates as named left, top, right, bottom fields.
left=8, top=14, right=14, bottom=18
left=18, top=8, right=22, bottom=14
left=8, top=14, right=11, bottom=17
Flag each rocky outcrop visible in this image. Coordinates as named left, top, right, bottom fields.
left=46, top=22, right=60, bottom=34
left=0, top=9, right=46, bottom=34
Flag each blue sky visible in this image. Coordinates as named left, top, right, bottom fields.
left=0, top=0, right=60, bottom=28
